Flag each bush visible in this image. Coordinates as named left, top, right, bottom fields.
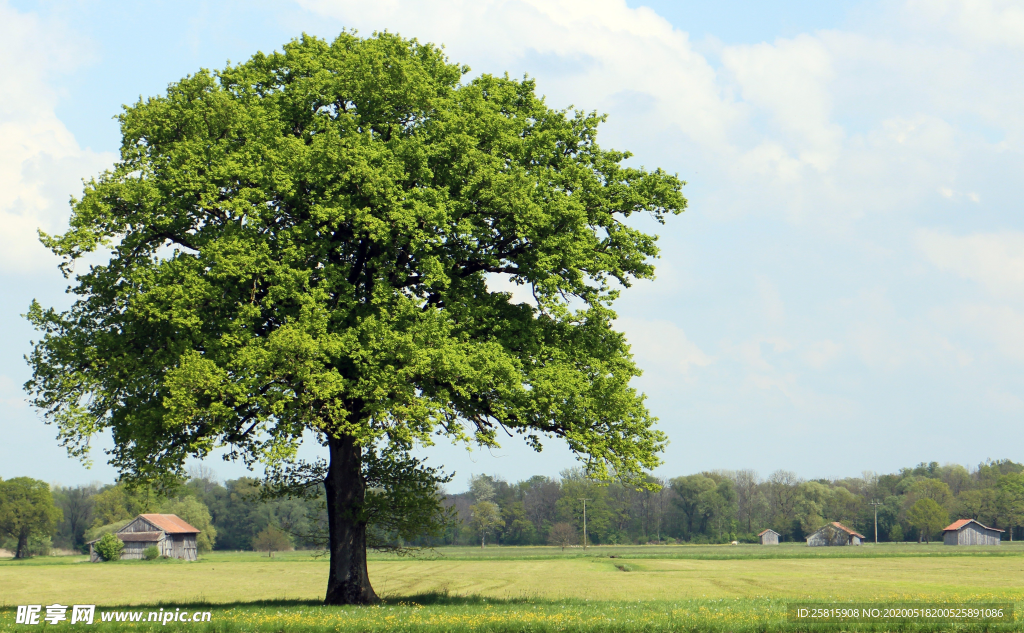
left=94, top=533, right=123, bottom=561
left=143, top=545, right=159, bottom=560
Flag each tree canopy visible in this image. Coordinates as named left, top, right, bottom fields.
left=165, top=496, right=218, bottom=552
left=907, top=498, right=948, bottom=543
left=252, top=525, right=291, bottom=558
left=0, top=478, right=62, bottom=558
left=26, top=31, right=684, bottom=603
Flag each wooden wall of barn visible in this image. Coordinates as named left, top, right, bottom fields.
left=807, top=527, right=859, bottom=546
left=121, top=517, right=160, bottom=533
left=945, top=524, right=1001, bottom=545
left=759, top=532, right=779, bottom=545
left=121, top=540, right=158, bottom=560
left=166, top=534, right=198, bottom=561
left=806, top=530, right=834, bottom=546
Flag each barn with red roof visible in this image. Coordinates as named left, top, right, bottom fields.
left=942, top=519, right=1002, bottom=546
left=88, top=514, right=200, bottom=562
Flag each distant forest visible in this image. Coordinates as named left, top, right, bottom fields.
left=7, top=458, right=1024, bottom=556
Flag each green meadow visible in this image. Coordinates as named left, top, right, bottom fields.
left=3, top=543, right=1024, bottom=631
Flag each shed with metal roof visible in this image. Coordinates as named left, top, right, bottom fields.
left=88, top=514, right=200, bottom=562
left=806, top=522, right=864, bottom=546
left=942, top=519, right=1002, bottom=546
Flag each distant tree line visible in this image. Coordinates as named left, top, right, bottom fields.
left=436, top=460, right=1024, bottom=546
left=3, top=459, right=1024, bottom=556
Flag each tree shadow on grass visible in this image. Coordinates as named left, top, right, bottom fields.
left=384, top=591, right=540, bottom=606
left=108, top=599, right=325, bottom=609
left=117, top=592, right=549, bottom=610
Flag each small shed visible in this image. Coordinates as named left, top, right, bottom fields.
left=807, top=522, right=864, bottom=547
left=942, top=519, right=1003, bottom=545
left=89, top=514, right=200, bottom=562
left=758, top=528, right=780, bottom=545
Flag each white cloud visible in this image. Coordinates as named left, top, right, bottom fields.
left=727, top=336, right=792, bottom=375
left=803, top=339, right=843, bottom=369
left=295, top=0, right=1024, bottom=231
left=916, top=229, right=1024, bottom=363
left=932, top=303, right=1024, bottom=363
left=917, top=230, right=1024, bottom=301
left=0, top=3, right=114, bottom=274
left=909, top=0, right=1024, bottom=49
left=714, top=335, right=857, bottom=419
left=847, top=311, right=973, bottom=371
left=722, top=34, right=843, bottom=173
left=298, top=0, right=740, bottom=149
left=617, top=317, right=713, bottom=378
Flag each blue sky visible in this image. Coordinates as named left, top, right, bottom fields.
left=2, top=0, right=1024, bottom=491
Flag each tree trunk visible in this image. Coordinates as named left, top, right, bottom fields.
left=324, top=433, right=378, bottom=605
left=15, top=532, right=29, bottom=559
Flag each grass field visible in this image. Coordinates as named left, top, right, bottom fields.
left=2, top=543, right=1023, bottom=631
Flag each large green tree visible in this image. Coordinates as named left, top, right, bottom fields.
left=0, top=478, right=63, bottom=558
left=25, top=32, right=684, bottom=603
left=670, top=474, right=735, bottom=540
left=468, top=500, right=503, bottom=547
left=907, top=498, right=948, bottom=543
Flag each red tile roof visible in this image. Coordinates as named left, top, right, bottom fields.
left=758, top=529, right=779, bottom=536
left=830, top=522, right=866, bottom=539
left=138, top=514, right=200, bottom=534
left=943, top=518, right=1004, bottom=533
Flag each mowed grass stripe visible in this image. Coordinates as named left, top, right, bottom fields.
left=0, top=559, right=327, bottom=605
left=372, top=557, right=1024, bottom=601
left=4, top=551, right=1024, bottom=605
left=364, top=542, right=1024, bottom=561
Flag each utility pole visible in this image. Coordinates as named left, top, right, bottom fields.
left=581, top=498, right=591, bottom=550
left=870, top=500, right=882, bottom=544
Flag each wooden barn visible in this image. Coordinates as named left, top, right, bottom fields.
left=807, top=522, right=864, bottom=547
left=942, top=519, right=1003, bottom=545
left=89, top=514, right=200, bottom=562
left=758, top=528, right=780, bottom=545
